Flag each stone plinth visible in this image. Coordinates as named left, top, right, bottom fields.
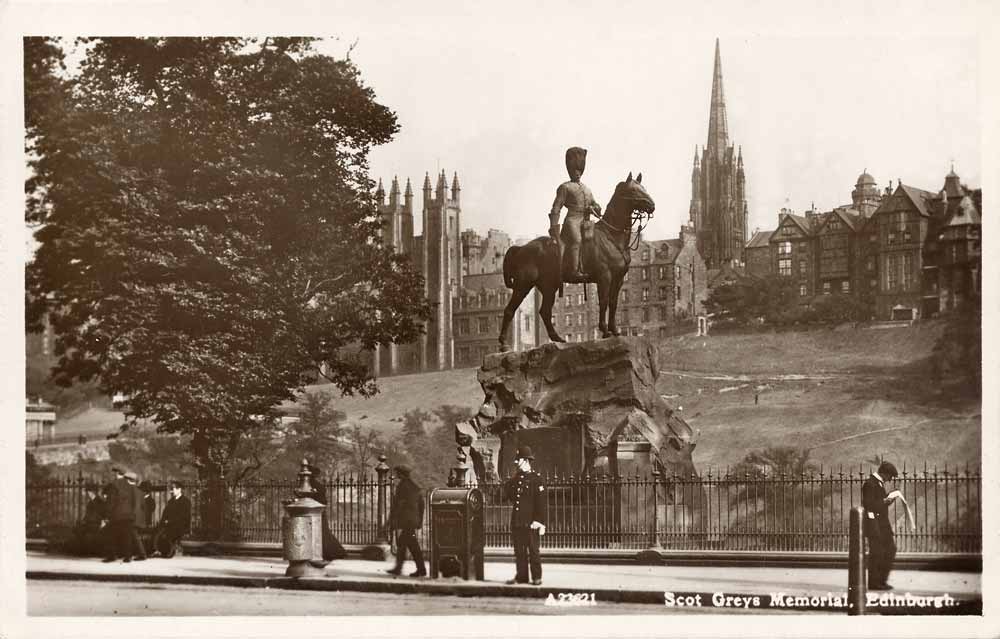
left=477, top=337, right=698, bottom=478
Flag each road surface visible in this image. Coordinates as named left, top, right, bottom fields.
left=28, top=581, right=795, bottom=616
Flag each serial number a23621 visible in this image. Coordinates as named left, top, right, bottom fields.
left=544, top=593, right=597, bottom=606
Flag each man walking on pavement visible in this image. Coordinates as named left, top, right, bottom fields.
left=103, top=467, right=140, bottom=562
left=504, top=446, right=547, bottom=585
left=862, top=460, right=904, bottom=590
left=385, top=464, right=426, bottom=578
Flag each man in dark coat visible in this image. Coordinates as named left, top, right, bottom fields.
left=385, top=465, right=426, bottom=577
left=862, top=461, right=902, bottom=590
left=139, top=481, right=156, bottom=528
left=103, top=467, right=139, bottom=562
left=153, top=480, right=192, bottom=558
left=70, top=483, right=106, bottom=556
left=126, top=472, right=148, bottom=560
left=306, top=465, right=347, bottom=562
left=504, top=445, right=547, bottom=585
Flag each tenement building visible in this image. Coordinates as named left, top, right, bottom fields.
left=551, top=225, right=708, bottom=341
left=744, top=168, right=981, bottom=320
left=688, top=39, right=749, bottom=269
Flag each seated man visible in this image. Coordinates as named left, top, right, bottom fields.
left=69, top=483, right=107, bottom=556
left=152, top=480, right=191, bottom=558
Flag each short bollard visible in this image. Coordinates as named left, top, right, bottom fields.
left=282, top=459, right=326, bottom=578
left=847, top=506, right=867, bottom=615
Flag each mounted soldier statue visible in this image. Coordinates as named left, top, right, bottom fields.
left=499, top=147, right=655, bottom=351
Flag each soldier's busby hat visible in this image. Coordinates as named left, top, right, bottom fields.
left=565, top=147, right=587, bottom=173
left=514, top=445, right=535, bottom=461
left=394, top=464, right=413, bottom=476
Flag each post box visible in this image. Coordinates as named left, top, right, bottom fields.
left=429, top=487, right=484, bottom=580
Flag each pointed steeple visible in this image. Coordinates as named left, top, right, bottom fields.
left=375, top=178, right=385, bottom=204
left=389, top=175, right=400, bottom=206
left=706, top=38, right=729, bottom=159
left=693, top=145, right=700, bottom=167
left=436, top=169, right=447, bottom=199
left=404, top=177, right=413, bottom=203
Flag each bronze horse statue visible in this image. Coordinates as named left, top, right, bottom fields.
left=499, top=172, right=655, bottom=351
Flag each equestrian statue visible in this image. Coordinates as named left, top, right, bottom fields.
left=498, top=147, right=655, bottom=351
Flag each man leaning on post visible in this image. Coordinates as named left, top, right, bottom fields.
left=862, top=460, right=903, bottom=590
left=504, top=445, right=547, bottom=585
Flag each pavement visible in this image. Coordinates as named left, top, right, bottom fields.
left=25, top=551, right=981, bottom=614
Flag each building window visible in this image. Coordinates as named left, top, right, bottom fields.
left=658, top=266, right=667, bottom=279
left=524, top=316, right=531, bottom=332
left=799, top=284, right=807, bottom=297
left=798, top=259, right=807, bottom=276
left=779, top=241, right=792, bottom=255
left=885, top=255, right=898, bottom=290
left=641, top=267, right=649, bottom=281
left=902, top=253, right=913, bottom=290
left=478, top=317, right=489, bottom=333
left=565, top=314, right=573, bottom=327
left=659, top=306, right=668, bottom=321
left=642, top=288, right=649, bottom=302
left=642, top=249, right=650, bottom=262
left=622, top=289, right=630, bottom=303
left=642, top=307, right=651, bottom=322
left=577, top=313, right=583, bottom=326
left=778, top=258, right=791, bottom=276
left=823, top=282, right=831, bottom=294
left=459, top=318, right=470, bottom=335
left=841, top=280, right=850, bottom=293
left=676, top=285, right=681, bottom=301
left=866, top=256, right=875, bottom=272
left=577, top=293, right=583, bottom=305
left=659, top=286, right=668, bottom=299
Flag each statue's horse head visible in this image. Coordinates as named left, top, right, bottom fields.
left=606, top=172, right=655, bottom=231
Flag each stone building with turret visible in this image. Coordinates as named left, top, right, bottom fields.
left=374, top=170, right=463, bottom=375
left=689, top=39, right=749, bottom=270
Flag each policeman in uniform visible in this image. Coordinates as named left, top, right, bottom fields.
left=861, top=461, right=903, bottom=590
left=504, top=445, right=547, bottom=585
left=550, top=146, right=602, bottom=282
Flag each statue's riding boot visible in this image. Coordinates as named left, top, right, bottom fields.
left=566, top=244, right=588, bottom=282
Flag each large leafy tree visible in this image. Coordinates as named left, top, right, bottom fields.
left=25, top=37, right=431, bottom=486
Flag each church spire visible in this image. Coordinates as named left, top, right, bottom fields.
left=706, top=38, right=729, bottom=159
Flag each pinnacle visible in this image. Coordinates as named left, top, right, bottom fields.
left=706, top=38, right=729, bottom=159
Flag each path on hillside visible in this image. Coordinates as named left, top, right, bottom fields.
left=658, top=369, right=896, bottom=383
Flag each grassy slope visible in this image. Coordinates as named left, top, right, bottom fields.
left=47, top=321, right=981, bottom=472
left=657, top=320, right=980, bottom=472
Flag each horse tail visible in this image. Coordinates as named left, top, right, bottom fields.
left=503, top=245, right=521, bottom=289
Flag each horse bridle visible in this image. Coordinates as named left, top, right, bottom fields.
left=595, top=203, right=653, bottom=251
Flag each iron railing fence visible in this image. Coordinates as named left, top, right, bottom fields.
left=26, top=465, right=981, bottom=554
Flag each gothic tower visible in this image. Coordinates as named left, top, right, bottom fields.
left=689, top=39, right=749, bottom=268
left=421, top=170, right=462, bottom=371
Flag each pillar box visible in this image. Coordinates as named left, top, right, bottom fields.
left=282, top=459, right=326, bottom=577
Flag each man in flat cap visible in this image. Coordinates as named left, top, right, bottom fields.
left=550, top=146, right=602, bottom=282
left=386, top=464, right=426, bottom=577
left=862, top=460, right=905, bottom=590
left=504, top=446, right=547, bottom=585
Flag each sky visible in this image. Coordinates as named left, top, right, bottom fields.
left=314, top=3, right=983, bottom=243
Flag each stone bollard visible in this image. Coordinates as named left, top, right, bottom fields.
left=282, top=459, right=326, bottom=577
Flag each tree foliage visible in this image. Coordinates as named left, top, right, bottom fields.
left=704, top=275, right=798, bottom=326
left=25, top=37, right=431, bottom=482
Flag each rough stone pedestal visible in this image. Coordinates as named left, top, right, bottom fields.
left=477, top=337, right=698, bottom=479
